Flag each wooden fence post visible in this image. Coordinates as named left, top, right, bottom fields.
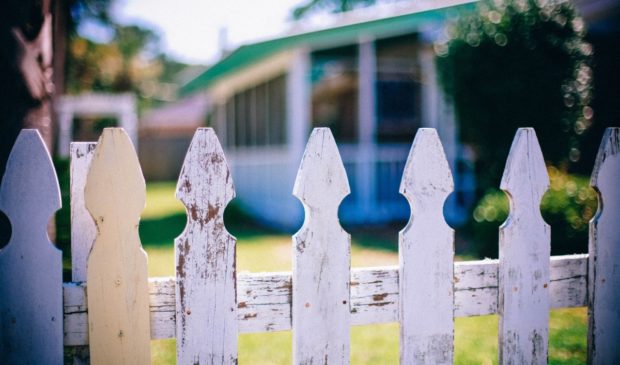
left=68, top=142, right=97, bottom=364
left=84, top=128, right=151, bottom=364
left=0, top=129, right=63, bottom=364
left=175, top=128, right=238, bottom=364
left=292, top=128, right=351, bottom=364
left=399, top=128, right=454, bottom=364
left=70, top=142, right=97, bottom=282
left=498, top=128, right=550, bottom=364
left=588, top=127, right=620, bottom=364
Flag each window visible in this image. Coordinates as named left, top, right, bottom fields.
left=225, top=75, right=287, bottom=147
left=376, top=34, right=422, bottom=143
left=311, top=45, right=359, bottom=143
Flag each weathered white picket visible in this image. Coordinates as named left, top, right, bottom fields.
left=499, top=128, right=550, bottom=364
left=0, top=130, right=63, bottom=364
left=292, top=128, right=351, bottom=364
left=175, top=128, right=238, bottom=364
left=0, top=126, right=618, bottom=365
left=588, top=128, right=620, bottom=364
left=399, top=129, right=454, bottom=364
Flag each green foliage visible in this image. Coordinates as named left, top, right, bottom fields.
left=66, top=3, right=190, bottom=111
left=469, top=168, right=597, bottom=258
left=436, top=0, right=594, bottom=193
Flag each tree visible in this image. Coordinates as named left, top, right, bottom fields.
left=436, top=0, right=593, bottom=194
left=292, top=0, right=378, bottom=19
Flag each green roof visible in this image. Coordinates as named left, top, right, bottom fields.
left=180, top=2, right=475, bottom=96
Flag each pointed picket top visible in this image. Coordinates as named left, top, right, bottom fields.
left=498, top=128, right=550, bottom=364
left=0, top=129, right=60, bottom=228
left=588, top=127, right=620, bottom=364
left=84, top=128, right=150, bottom=364
left=293, top=128, right=350, bottom=213
left=590, top=127, right=620, bottom=189
left=175, top=128, right=237, bottom=364
left=500, top=128, right=550, bottom=213
left=292, top=128, right=351, bottom=364
left=0, top=129, right=63, bottom=364
left=399, top=128, right=454, bottom=215
left=85, top=128, right=145, bottom=229
left=399, top=128, right=455, bottom=364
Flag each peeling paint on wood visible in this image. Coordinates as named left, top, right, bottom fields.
left=70, top=142, right=97, bottom=283
left=292, top=128, right=351, bottom=364
left=85, top=128, right=151, bottom=364
left=399, top=128, right=454, bottom=364
left=175, top=128, right=237, bottom=364
left=69, top=142, right=97, bottom=365
left=61, top=254, right=587, bottom=345
left=498, top=128, right=550, bottom=364
left=588, top=127, right=620, bottom=364
left=0, top=130, right=63, bottom=364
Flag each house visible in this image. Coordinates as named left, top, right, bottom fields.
left=177, top=0, right=478, bottom=230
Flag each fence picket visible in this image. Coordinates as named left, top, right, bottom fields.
left=588, top=127, right=620, bottom=364
left=175, top=128, right=238, bottom=364
left=70, top=142, right=97, bottom=282
left=498, top=128, right=550, bottom=364
left=292, top=128, right=351, bottom=364
left=84, top=128, right=150, bottom=364
left=68, top=142, right=97, bottom=365
left=399, top=128, right=454, bottom=364
left=0, top=130, right=63, bottom=364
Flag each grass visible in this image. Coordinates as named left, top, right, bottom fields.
left=141, top=182, right=586, bottom=364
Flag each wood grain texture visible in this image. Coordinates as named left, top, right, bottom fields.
left=70, top=142, right=97, bottom=282
left=84, top=128, right=151, bottom=364
left=62, top=254, right=587, bottom=345
left=292, top=128, right=351, bottom=365
left=399, top=128, right=454, bottom=364
left=498, top=128, right=550, bottom=364
left=0, top=130, right=63, bottom=364
left=588, top=127, right=620, bottom=364
left=175, top=128, right=238, bottom=364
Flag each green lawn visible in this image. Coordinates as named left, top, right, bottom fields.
left=141, top=182, right=586, bottom=364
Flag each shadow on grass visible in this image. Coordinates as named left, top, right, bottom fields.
left=345, top=223, right=403, bottom=253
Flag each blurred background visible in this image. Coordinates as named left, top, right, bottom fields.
left=1, top=0, right=618, bottom=363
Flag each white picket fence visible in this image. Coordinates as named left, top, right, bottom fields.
left=0, top=126, right=618, bottom=364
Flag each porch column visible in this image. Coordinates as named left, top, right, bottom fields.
left=420, top=44, right=461, bottom=222
left=57, top=110, right=73, bottom=158
left=215, top=100, right=227, bottom=147
left=358, top=36, right=377, bottom=217
left=287, top=48, right=311, bottom=162
left=287, top=48, right=311, bottom=226
left=420, top=45, right=456, bottom=171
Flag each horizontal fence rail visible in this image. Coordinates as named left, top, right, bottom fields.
left=0, top=126, right=618, bottom=365
left=62, top=254, right=587, bottom=346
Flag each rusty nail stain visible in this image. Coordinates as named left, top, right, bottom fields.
left=372, top=293, right=388, bottom=301
left=304, top=302, right=310, bottom=308
left=543, top=283, right=548, bottom=288
left=186, top=310, right=191, bottom=315
left=238, top=302, right=247, bottom=308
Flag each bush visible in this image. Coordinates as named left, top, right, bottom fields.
left=436, top=0, right=593, bottom=194
left=469, top=168, right=597, bottom=258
